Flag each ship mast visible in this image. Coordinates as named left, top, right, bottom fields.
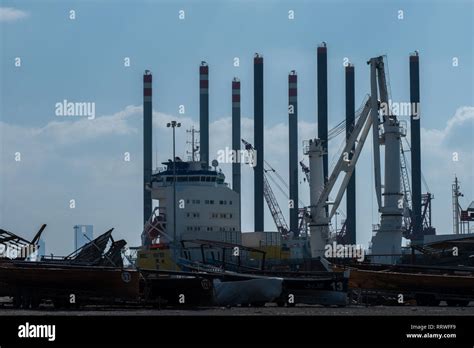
left=452, top=175, right=463, bottom=234
left=186, top=126, right=200, bottom=162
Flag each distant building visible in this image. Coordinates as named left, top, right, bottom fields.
left=73, top=225, right=93, bottom=250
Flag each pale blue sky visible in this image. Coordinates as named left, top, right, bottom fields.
left=1, top=0, right=473, bottom=254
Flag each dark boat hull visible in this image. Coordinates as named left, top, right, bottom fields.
left=348, top=268, right=474, bottom=297
left=140, top=270, right=214, bottom=306
left=0, top=260, right=140, bottom=300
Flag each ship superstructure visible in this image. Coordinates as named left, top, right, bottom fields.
left=141, top=159, right=241, bottom=248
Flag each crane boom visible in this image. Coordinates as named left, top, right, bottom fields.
left=242, top=139, right=290, bottom=236
left=312, top=99, right=372, bottom=219
left=376, top=58, right=390, bottom=117
left=306, top=97, right=374, bottom=257
left=369, top=59, right=383, bottom=210
left=400, top=142, right=412, bottom=237
left=263, top=174, right=290, bottom=235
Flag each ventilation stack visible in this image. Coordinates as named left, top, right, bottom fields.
left=288, top=71, right=299, bottom=237
left=143, top=71, right=153, bottom=225
left=345, top=64, right=356, bottom=244
left=232, top=77, right=241, bottom=194
left=317, top=43, right=328, bottom=184
left=254, top=54, right=264, bottom=232
left=200, top=62, right=209, bottom=167
left=410, top=53, right=422, bottom=242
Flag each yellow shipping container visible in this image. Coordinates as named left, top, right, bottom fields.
left=136, top=249, right=179, bottom=271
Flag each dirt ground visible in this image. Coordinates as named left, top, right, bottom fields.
left=1, top=302, right=473, bottom=316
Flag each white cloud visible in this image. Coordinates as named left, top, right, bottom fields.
left=422, top=106, right=473, bottom=146
left=421, top=106, right=473, bottom=176
left=0, top=7, right=29, bottom=22
left=0, top=106, right=136, bottom=149
left=39, top=105, right=140, bottom=144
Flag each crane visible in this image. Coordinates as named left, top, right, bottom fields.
left=400, top=137, right=435, bottom=240
left=307, top=56, right=406, bottom=264
left=305, top=95, right=373, bottom=257
left=300, top=159, right=348, bottom=241
left=368, top=56, right=406, bottom=264
left=300, top=161, right=310, bottom=182
left=242, top=139, right=290, bottom=237
left=400, top=141, right=412, bottom=237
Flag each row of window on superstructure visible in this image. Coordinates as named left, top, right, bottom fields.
left=186, top=212, right=234, bottom=219
left=185, top=199, right=233, bottom=205
left=185, top=226, right=237, bottom=232
left=160, top=176, right=218, bottom=183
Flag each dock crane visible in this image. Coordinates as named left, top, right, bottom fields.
left=306, top=56, right=406, bottom=265
left=400, top=138, right=435, bottom=240
left=242, top=139, right=290, bottom=237
left=299, top=160, right=348, bottom=242
left=305, top=97, right=372, bottom=257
